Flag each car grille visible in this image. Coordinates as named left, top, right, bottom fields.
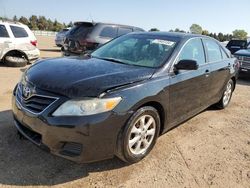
left=16, top=84, right=58, bottom=114
left=235, top=56, right=250, bottom=70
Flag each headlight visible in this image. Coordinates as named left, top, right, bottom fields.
left=52, top=97, right=122, bottom=116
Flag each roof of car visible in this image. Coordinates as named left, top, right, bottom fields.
left=0, top=19, right=24, bottom=26
left=135, top=31, right=205, bottom=39
left=73, top=21, right=144, bottom=30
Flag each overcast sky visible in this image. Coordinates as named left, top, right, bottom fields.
left=0, top=0, right=249, bottom=34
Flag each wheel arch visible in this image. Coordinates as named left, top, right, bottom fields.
left=231, top=76, right=236, bottom=91
left=137, top=101, right=166, bottom=135
left=3, top=49, right=28, bottom=62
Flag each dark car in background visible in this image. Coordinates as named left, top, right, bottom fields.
left=62, top=22, right=144, bottom=56
left=55, top=28, right=71, bottom=47
left=12, top=32, right=238, bottom=164
left=226, top=39, right=248, bottom=54
left=234, top=42, right=250, bottom=74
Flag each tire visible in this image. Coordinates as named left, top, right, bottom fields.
left=4, top=56, right=28, bottom=67
left=116, top=106, right=161, bottom=164
left=216, top=79, right=234, bottom=109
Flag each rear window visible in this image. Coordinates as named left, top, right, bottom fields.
left=99, top=26, right=117, bottom=38
left=0, top=25, right=9, bottom=38
left=10, top=26, right=28, bottom=38
left=68, top=24, right=93, bottom=38
left=118, top=27, right=132, bottom=36
left=227, top=40, right=247, bottom=47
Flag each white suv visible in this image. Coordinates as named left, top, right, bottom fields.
left=0, top=20, right=40, bottom=67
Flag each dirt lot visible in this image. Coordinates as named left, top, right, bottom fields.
left=0, top=36, right=250, bottom=188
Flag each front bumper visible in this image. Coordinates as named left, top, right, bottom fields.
left=12, top=93, right=130, bottom=163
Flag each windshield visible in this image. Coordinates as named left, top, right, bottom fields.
left=91, top=34, right=178, bottom=68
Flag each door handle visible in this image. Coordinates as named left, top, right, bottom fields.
left=4, top=41, right=12, bottom=44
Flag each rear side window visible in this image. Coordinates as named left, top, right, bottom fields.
left=0, top=25, right=9, bottom=38
left=203, top=39, right=222, bottom=62
left=118, top=27, right=132, bottom=36
left=69, top=24, right=93, bottom=38
left=99, top=26, right=117, bottom=38
left=178, top=38, right=205, bottom=65
left=10, top=26, right=28, bottom=38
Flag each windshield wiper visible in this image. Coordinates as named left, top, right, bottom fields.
left=93, top=56, right=127, bottom=64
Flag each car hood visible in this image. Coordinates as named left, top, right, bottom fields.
left=25, top=57, right=155, bottom=98
left=234, top=49, right=250, bottom=56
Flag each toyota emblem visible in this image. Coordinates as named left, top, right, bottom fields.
left=22, top=86, right=31, bottom=98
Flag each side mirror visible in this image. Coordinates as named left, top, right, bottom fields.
left=174, top=59, right=199, bottom=71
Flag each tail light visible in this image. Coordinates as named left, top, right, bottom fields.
left=30, top=40, right=37, bottom=47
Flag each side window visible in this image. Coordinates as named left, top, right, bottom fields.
left=178, top=38, right=205, bottom=65
left=220, top=48, right=229, bottom=59
left=0, top=25, right=9, bottom=38
left=203, top=39, right=222, bottom=62
left=10, top=25, right=28, bottom=38
left=117, top=27, right=132, bottom=36
left=99, top=26, right=117, bottom=38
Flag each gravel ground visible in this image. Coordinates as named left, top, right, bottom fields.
left=0, top=36, right=250, bottom=188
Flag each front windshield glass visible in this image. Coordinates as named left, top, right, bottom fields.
left=91, top=34, right=179, bottom=68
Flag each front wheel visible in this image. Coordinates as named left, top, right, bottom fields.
left=216, top=79, right=234, bottom=109
left=116, top=106, right=160, bottom=164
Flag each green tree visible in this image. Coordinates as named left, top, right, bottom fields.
left=37, top=16, right=48, bottom=30
left=174, top=28, right=186, bottom=33
left=19, top=16, right=29, bottom=26
left=47, top=19, right=54, bottom=31
left=53, top=19, right=63, bottom=31
left=202, top=30, right=209, bottom=36
left=149, top=28, right=160, bottom=32
left=190, top=24, right=202, bottom=34
left=67, top=21, right=74, bottom=28
left=232, top=29, right=248, bottom=40
left=13, top=15, right=18, bottom=22
left=218, top=32, right=224, bottom=42
left=29, top=15, right=38, bottom=30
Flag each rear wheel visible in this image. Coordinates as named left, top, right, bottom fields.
left=216, top=79, right=234, bottom=109
left=116, top=106, right=160, bottom=163
left=4, top=55, right=28, bottom=67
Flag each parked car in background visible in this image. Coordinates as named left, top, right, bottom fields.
left=226, top=39, right=248, bottom=54
left=55, top=28, right=71, bottom=47
left=62, top=21, right=144, bottom=56
left=234, top=42, right=250, bottom=74
left=0, top=20, right=40, bottom=67
left=13, top=32, right=238, bottom=164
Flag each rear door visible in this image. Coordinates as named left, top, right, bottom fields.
left=9, top=25, right=36, bottom=51
left=169, top=38, right=211, bottom=125
left=203, top=39, right=231, bottom=103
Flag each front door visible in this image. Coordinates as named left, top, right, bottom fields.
left=168, top=38, right=211, bottom=127
left=0, top=24, right=11, bottom=59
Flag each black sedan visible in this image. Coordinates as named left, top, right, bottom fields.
left=12, top=32, right=238, bottom=163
